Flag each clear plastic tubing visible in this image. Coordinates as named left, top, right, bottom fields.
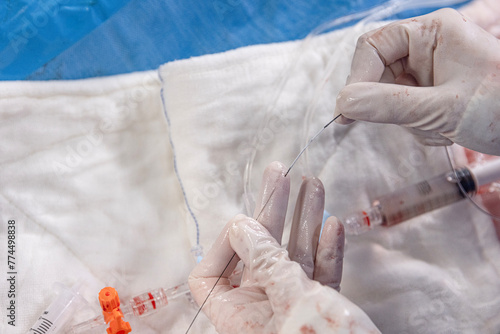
left=344, top=159, right=500, bottom=235
left=69, top=282, right=192, bottom=333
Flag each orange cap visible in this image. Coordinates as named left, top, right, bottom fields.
left=99, top=287, right=132, bottom=333
left=99, top=287, right=120, bottom=312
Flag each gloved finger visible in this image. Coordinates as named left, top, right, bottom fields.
left=334, top=113, right=356, bottom=125
left=348, top=15, right=438, bottom=87
left=230, top=219, right=381, bottom=333
left=252, top=161, right=290, bottom=244
left=335, top=22, right=404, bottom=126
left=394, top=73, right=419, bottom=86
left=379, top=65, right=397, bottom=84
left=479, top=181, right=500, bottom=240
left=188, top=217, right=242, bottom=307
left=313, top=217, right=344, bottom=291
left=460, top=0, right=500, bottom=38
left=405, top=127, right=454, bottom=146
left=335, top=82, right=456, bottom=132
left=346, top=16, right=427, bottom=84
left=287, top=177, right=324, bottom=279
left=229, top=217, right=311, bottom=312
left=345, top=25, right=387, bottom=84
left=379, top=63, right=418, bottom=86
left=242, top=161, right=290, bottom=285
left=385, top=60, right=419, bottom=86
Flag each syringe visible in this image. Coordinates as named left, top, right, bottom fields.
left=69, top=282, right=193, bottom=333
left=27, top=282, right=88, bottom=334
left=343, top=158, right=500, bottom=235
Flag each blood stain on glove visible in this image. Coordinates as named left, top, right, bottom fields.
left=300, top=325, right=316, bottom=334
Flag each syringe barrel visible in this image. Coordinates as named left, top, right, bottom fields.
left=377, top=167, right=476, bottom=226
left=28, top=282, right=87, bottom=334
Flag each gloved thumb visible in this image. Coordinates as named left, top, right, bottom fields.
left=229, top=216, right=314, bottom=309
left=335, top=82, right=452, bottom=130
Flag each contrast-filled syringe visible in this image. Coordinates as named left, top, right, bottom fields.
left=343, top=158, right=500, bottom=235
left=69, top=282, right=193, bottom=333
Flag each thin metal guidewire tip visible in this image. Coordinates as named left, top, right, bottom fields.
left=184, top=252, right=236, bottom=334
left=284, top=114, right=342, bottom=177
left=185, top=187, right=277, bottom=334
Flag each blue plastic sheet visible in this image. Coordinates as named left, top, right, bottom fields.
left=0, top=0, right=471, bottom=80
left=0, top=0, right=129, bottom=80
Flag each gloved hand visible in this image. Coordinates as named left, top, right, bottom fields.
left=460, top=0, right=500, bottom=38
left=189, top=161, right=380, bottom=334
left=464, top=149, right=500, bottom=239
left=334, top=8, right=500, bottom=156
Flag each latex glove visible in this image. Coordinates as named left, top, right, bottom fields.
left=460, top=0, right=500, bottom=38
left=463, top=149, right=500, bottom=239
left=334, top=8, right=500, bottom=156
left=189, top=161, right=380, bottom=334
